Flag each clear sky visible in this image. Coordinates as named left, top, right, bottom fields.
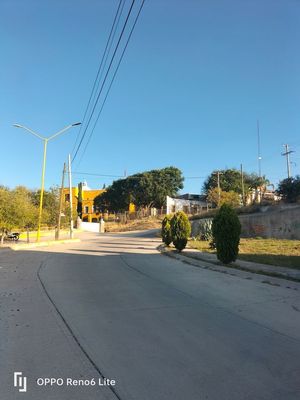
left=1, top=0, right=299, bottom=194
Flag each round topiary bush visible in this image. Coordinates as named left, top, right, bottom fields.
left=161, top=214, right=173, bottom=246
left=171, top=211, right=191, bottom=252
left=212, top=204, right=241, bottom=264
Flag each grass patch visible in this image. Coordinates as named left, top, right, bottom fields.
left=189, top=238, right=300, bottom=270
left=105, top=217, right=163, bottom=233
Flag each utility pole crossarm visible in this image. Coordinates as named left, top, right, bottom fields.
left=281, top=144, right=295, bottom=179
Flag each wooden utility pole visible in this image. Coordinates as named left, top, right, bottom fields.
left=281, top=144, right=294, bottom=178
left=257, top=120, right=262, bottom=178
left=68, top=154, right=74, bottom=239
left=240, top=164, right=245, bottom=206
left=56, top=162, right=66, bottom=240
left=217, top=171, right=221, bottom=206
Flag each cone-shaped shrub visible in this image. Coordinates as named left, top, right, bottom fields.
left=171, top=211, right=191, bottom=252
left=212, top=204, right=241, bottom=264
left=161, top=214, right=173, bottom=246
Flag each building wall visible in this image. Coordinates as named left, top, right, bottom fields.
left=238, top=205, right=300, bottom=239
left=63, top=187, right=105, bottom=222
left=191, top=205, right=300, bottom=240
left=166, top=196, right=207, bottom=214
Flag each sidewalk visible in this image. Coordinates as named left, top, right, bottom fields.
left=159, top=245, right=300, bottom=282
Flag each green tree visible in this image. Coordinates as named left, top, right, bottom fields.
left=94, top=166, right=184, bottom=212
left=212, top=204, right=241, bottom=264
left=277, top=176, right=300, bottom=203
left=0, top=186, right=38, bottom=244
left=0, top=187, right=15, bottom=244
left=31, top=186, right=60, bottom=226
left=12, top=186, right=38, bottom=231
left=94, top=178, right=131, bottom=213
left=207, top=187, right=241, bottom=208
left=170, top=211, right=191, bottom=252
left=203, top=169, right=269, bottom=199
left=161, top=214, right=173, bottom=246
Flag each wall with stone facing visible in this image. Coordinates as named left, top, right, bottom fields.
left=191, top=205, right=300, bottom=240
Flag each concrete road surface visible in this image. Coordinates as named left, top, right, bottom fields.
left=1, top=230, right=300, bottom=400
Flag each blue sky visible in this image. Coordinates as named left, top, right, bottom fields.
left=1, top=0, right=299, bottom=194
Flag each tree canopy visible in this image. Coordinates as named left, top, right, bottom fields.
left=207, top=187, right=241, bottom=208
left=94, top=167, right=184, bottom=212
left=277, top=176, right=300, bottom=203
left=0, top=186, right=39, bottom=243
left=203, top=168, right=269, bottom=196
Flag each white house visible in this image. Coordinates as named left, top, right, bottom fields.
left=166, top=194, right=208, bottom=215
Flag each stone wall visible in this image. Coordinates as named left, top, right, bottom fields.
left=191, top=205, right=300, bottom=240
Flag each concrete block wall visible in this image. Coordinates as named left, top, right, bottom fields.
left=191, top=205, right=300, bottom=240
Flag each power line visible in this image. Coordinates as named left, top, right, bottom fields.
left=72, top=0, right=138, bottom=163
left=75, top=0, right=146, bottom=168
left=71, top=0, right=124, bottom=155
left=73, top=171, right=123, bottom=178
left=89, top=0, right=126, bottom=113
left=73, top=171, right=206, bottom=180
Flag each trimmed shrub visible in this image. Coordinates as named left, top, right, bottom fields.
left=161, top=214, right=173, bottom=246
left=171, top=211, right=191, bottom=251
left=212, top=204, right=241, bottom=264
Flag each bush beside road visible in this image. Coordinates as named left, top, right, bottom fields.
left=189, top=238, right=300, bottom=270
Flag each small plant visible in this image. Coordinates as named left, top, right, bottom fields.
left=161, top=214, right=173, bottom=246
left=171, top=211, right=191, bottom=251
left=198, top=218, right=213, bottom=241
left=212, top=204, right=241, bottom=264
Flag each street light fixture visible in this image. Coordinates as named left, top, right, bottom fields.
left=13, top=122, right=81, bottom=242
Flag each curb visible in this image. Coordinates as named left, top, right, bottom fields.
left=158, top=244, right=300, bottom=283
left=9, top=238, right=81, bottom=251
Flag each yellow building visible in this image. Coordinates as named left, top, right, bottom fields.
left=63, top=182, right=105, bottom=223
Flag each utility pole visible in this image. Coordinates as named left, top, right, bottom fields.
left=68, top=154, right=74, bottom=239
left=217, top=171, right=221, bottom=206
left=56, top=162, right=66, bottom=240
left=240, top=164, right=245, bottom=206
left=212, top=171, right=223, bottom=207
left=257, top=120, right=262, bottom=178
left=281, top=144, right=294, bottom=178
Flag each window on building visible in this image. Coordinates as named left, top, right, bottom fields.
left=84, top=206, right=89, bottom=213
left=65, top=194, right=70, bottom=202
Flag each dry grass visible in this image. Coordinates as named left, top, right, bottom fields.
left=105, top=217, right=162, bottom=233
left=189, top=238, right=300, bottom=269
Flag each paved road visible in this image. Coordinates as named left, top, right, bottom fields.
left=1, top=231, right=300, bottom=399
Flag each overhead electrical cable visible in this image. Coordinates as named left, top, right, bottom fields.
left=89, top=0, right=126, bottom=112
left=72, top=0, right=137, bottom=163
left=75, top=0, right=146, bottom=168
left=73, top=171, right=206, bottom=180
left=71, top=0, right=123, bottom=155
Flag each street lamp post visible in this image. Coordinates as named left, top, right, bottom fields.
left=13, top=122, right=81, bottom=242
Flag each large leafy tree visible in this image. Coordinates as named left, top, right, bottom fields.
left=95, top=178, right=132, bottom=213
left=0, top=186, right=39, bottom=244
left=0, top=187, right=15, bottom=244
left=94, top=167, right=184, bottom=212
left=31, top=186, right=60, bottom=226
left=203, top=168, right=269, bottom=197
left=207, top=187, right=241, bottom=208
left=277, top=176, right=300, bottom=203
left=12, top=186, right=38, bottom=230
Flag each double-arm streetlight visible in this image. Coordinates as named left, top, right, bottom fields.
left=13, top=122, right=81, bottom=242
